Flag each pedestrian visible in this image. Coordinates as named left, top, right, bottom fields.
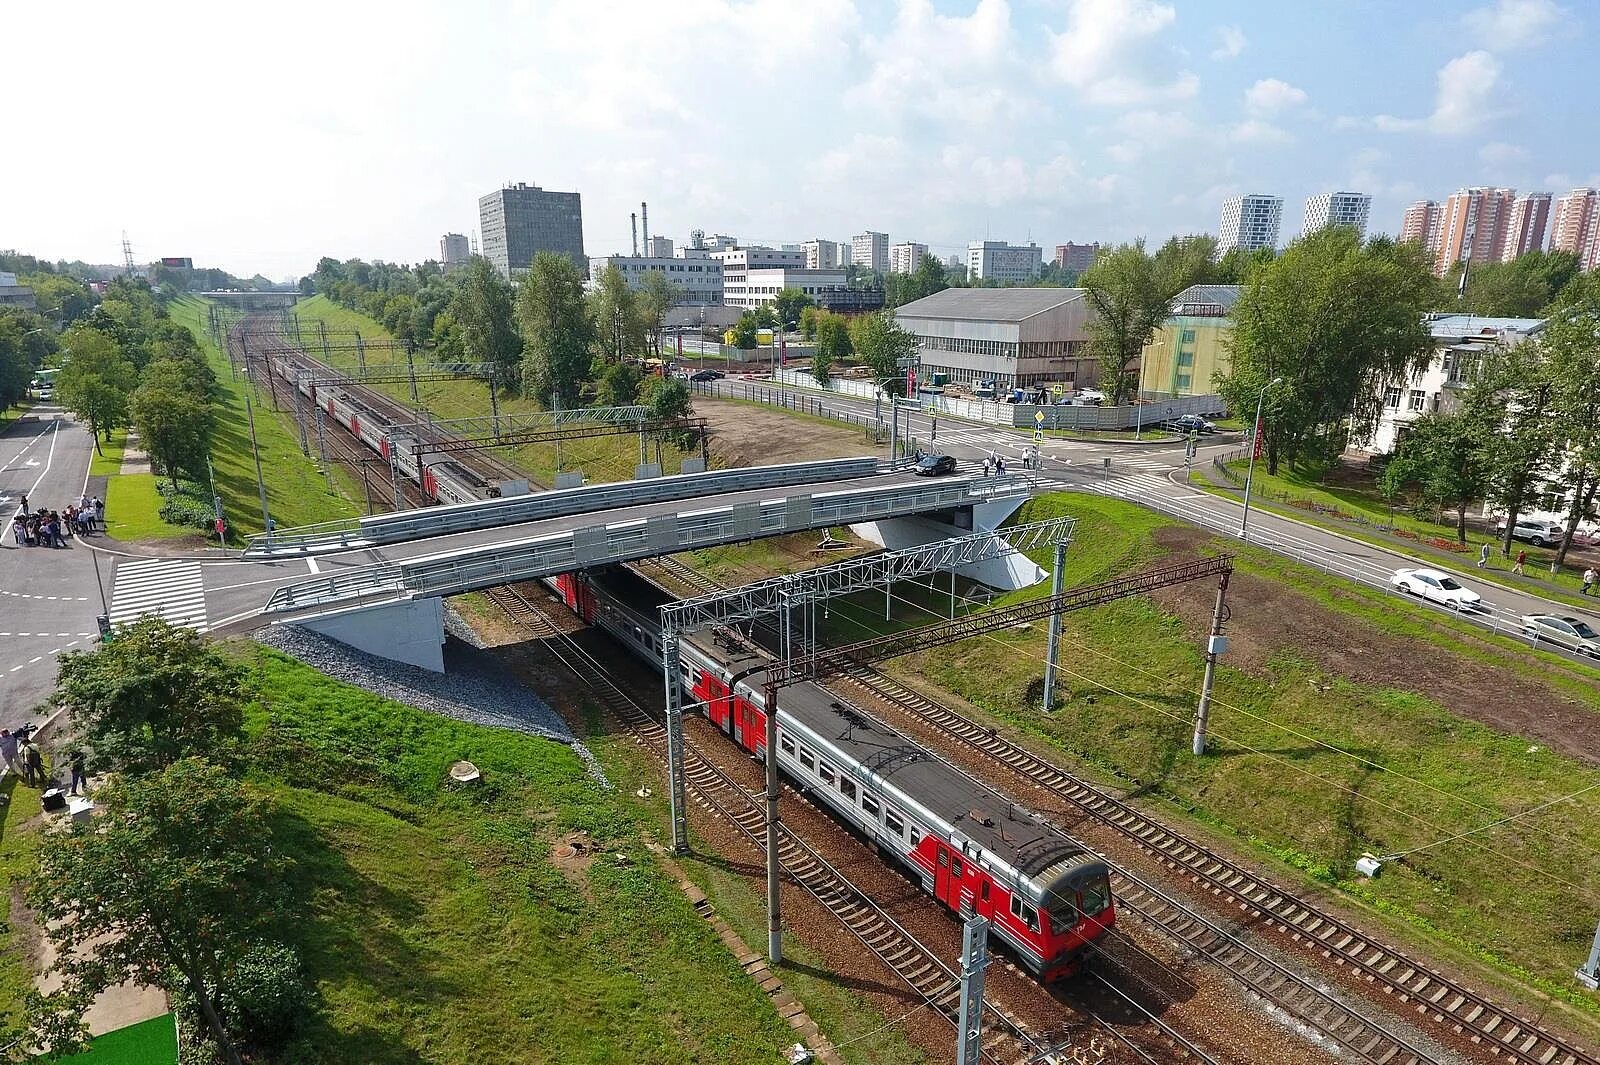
left=996, top=457, right=1006, bottom=475
left=1513, top=548, right=1527, bottom=575
left=1477, top=543, right=1490, bottom=568
left=18, top=494, right=27, bottom=516
left=982, top=457, right=993, bottom=476
left=9, top=516, right=22, bottom=547
left=93, top=498, right=104, bottom=531
left=68, top=750, right=87, bottom=796
left=25, top=742, right=43, bottom=788
left=1584, top=567, right=1597, bottom=595
left=0, top=729, right=16, bottom=775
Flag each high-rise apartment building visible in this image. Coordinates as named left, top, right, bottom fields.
left=1433, top=187, right=1517, bottom=275
left=1053, top=242, right=1100, bottom=274
left=440, top=232, right=471, bottom=265
left=1550, top=188, right=1600, bottom=271
left=1501, top=193, right=1552, bottom=261
left=1301, top=192, right=1371, bottom=238
left=889, top=242, right=928, bottom=274
left=1217, top=194, right=1283, bottom=253
left=851, top=231, right=889, bottom=274
left=803, top=238, right=843, bottom=270
left=1400, top=201, right=1443, bottom=255
left=477, top=182, right=585, bottom=277
left=966, top=240, right=1043, bottom=282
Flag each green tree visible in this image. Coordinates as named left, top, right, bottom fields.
left=799, top=305, right=820, bottom=340
left=1468, top=341, right=1562, bottom=556
left=772, top=288, right=814, bottom=331
left=590, top=263, right=647, bottom=363
left=1219, top=230, right=1434, bottom=474
left=53, top=618, right=247, bottom=775
left=811, top=347, right=832, bottom=386
left=1539, top=272, right=1600, bottom=564
left=30, top=759, right=291, bottom=1065
left=1080, top=241, right=1168, bottom=404
left=131, top=367, right=214, bottom=490
left=637, top=271, right=681, bottom=359
left=451, top=258, right=521, bottom=395
left=595, top=360, right=643, bottom=408
left=1152, top=234, right=1220, bottom=297
left=731, top=312, right=760, bottom=350
left=638, top=375, right=692, bottom=420
left=517, top=251, right=595, bottom=408
left=850, top=311, right=917, bottom=394
left=814, top=312, right=853, bottom=361
left=1380, top=404, right=1499, bottom=543
left=56, top=327, right=137, bottom=451
left=0, top=312, right=45, bottom=409
left=26, top=273, right=95, bottom=326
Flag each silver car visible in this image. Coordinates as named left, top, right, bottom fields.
left=1520, top=614, right=1600, bottom=656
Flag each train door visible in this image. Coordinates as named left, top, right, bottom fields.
left=934, top=846, right=954, bottom=908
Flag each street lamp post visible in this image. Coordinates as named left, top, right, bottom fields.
left=1238, top=376, right=1283, bottom=542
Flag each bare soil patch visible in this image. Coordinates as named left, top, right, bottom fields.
left=698, top=397, right=876, bottom=469
left=1147, top=526, right=1600, bottom=764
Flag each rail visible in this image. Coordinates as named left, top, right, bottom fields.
left=245, top=457, right=885, bottom=555
left=261, top=473, right=1037, bottom=614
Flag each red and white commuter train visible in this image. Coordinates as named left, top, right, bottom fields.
left=556, top=565, right=1117, bottom=982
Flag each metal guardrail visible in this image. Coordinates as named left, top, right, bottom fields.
left=262, top=473, right=1036, bottom=614
left=246, top=457, right=884, bottom=555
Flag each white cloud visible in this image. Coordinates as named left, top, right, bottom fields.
left=1210, top=25, right=1246, bottom=60
left=1479, top=141, right=1528, bottom=165
left=1229, top=119, right=1293, bottom=144
left=1464, top=0, right=1562, bottom=49
left=1103, top=109, right=1199, bottom=163
left=1047, top=0, right=1199, bottom=106
left=1244, top=78, right=1307, bottom=115
left=1372, top=50, right=1504, bottom=135
left=857, top=0, right=1032, bottom=128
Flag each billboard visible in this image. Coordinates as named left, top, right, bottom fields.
left=159, top=257, right=193, bottom=268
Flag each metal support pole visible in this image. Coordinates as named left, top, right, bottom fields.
left=292, top=379, right=309, bottom=455
left=955, top=911, right=989, bottom=1065
left=387, top=440, right=405, bottom=511
left=1042, top=537, right=1068, bottom=712
left=319, top=319, right=329, bottom=360
left=662, top=630, right=690, bottom=854
left=890, top=397, right=898, bottom=463
left=489, top=380, right=501, bottom=442
left=764, top=679, right=782, bottom=965
left=356, top=331, right=367, bottom=372
left=359, top=460, right=375, bottom=515
left=244, top=396, right=272, bottom=539
left=1193, top=571, right=1232, bottom=756
left=1577, top=919, right=1600, bottom=989
left=314, top=407, right=330, bottom=489
left=406, top=341, right=419, bottom=405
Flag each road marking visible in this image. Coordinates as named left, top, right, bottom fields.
left=109, top=558, right=209, bottom=632
left=307, top=556, right=321, bottom=574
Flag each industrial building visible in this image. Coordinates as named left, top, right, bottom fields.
left=589, top=250, right=723, bottom=305
left=477, top=182, right=586, bottom=277
left=894, top=288, right=1095, bottom=391
left=966, top=241, right=1043, bottom=283
left=1139, top=285, right=1240, bottom=398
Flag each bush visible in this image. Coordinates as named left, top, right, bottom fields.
left=156, top=479, right=215, bottom=529
left=229, top=941, right=308, bottom=1048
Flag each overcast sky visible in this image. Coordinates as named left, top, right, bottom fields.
left=5, top=0, right=1594, bottom=280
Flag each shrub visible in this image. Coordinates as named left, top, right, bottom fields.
left=156, top=479, right=215, bottom=529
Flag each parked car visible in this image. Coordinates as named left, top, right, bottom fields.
left=1494, top=519, right=1566, bottom=547
left=689, top=369, right=724, bottom=382
left=1389, top=567, right=1485, bottom=611
left=1520, top=614, right=1600, bottom=656
left=1168, top=414, right=1216, bottom=433
left=913, top=453, right=958, bottom=477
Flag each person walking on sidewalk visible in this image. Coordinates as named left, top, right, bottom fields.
left=1513, top=549, right=1528, bottom=575
left=1477, top=543, right=1490, bottom=568
left=1584, top=567, right=1597, bottom=596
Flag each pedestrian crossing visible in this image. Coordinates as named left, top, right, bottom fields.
left=1091, top=457, right=1183, bottom=497
left=108, top=558, right=208, bottom=632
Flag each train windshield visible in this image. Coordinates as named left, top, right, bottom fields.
left=1079, top=876, right=1112, bottom=918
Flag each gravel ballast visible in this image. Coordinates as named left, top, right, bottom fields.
left=256, top=618, right=610, bottom=786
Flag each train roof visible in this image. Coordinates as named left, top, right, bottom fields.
left=592, top=565, right=1104, bottom=897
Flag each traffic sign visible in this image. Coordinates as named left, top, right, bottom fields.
left=1033, top=428, right=1044, bottom=442
left=1034, top=410, right=1045, bottom=424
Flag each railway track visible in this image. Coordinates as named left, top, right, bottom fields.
left=481, top=582, right=1219, bottom=1065
left=635, top=556, right=1580, bottom=1065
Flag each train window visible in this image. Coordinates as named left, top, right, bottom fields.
left=1010, top=895, right=1041, bottom=932
left=884, top=809, right=904, bottom=837
left=937, top=851, right=949, bottom=868
left=951, top=857, right=964, bottom=878
left=908, top=826, right=922, bottom=846
left=819, top=762, right=836, bottom=786
left=839, top=778, right=856, bottom=802
left=799, top=748, right=815, bottom=772
left=1080, top=878, right=1112, bottom=917
left=980, top=882, right=990, bottom=902
left=860, top=794, right=879, bottom=817
left=779, top=735, right=795, bottom=756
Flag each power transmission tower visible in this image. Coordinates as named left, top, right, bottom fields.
left=121, top=231, right=136, bottom=276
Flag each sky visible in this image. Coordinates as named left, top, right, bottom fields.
left=5, top=0, right=1596, bottom=280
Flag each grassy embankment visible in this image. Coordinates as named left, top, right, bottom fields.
left=98, top=298, right=360, bottom=543
left=1194, top=456, right=1598, bottom=607
left=0, top=774, right=43, bottom=1042
left=289, top=296, right=703, bottom=486
left=684, top=489, right=1600, bottom=1028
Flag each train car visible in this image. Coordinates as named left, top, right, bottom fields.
left=561, top=566, right=1117, bottom=982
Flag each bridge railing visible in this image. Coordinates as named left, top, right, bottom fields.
left=264, top=473, right=1034, bottom=613
left=246, top=457, right=884, bottom=556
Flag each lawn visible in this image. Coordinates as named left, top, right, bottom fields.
left=688, top=490, right=1600, bottom=1024
left=86, top=428, right=126, bottom=478
left=239, top=644, right=802, bottom=1064
left=102, top=473, right=185, bottom=541
left=0, top=774, right=44, bottom=1041
left=290, top=297, right=706, bottom=485
left=54, top=1014, right=176, bottom=1064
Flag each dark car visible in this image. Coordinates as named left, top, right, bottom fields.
left=1169, top=414, right=1216, bottom=433
left=913, top=453, right=958, bottom=477
left=688, top=369, right=724, bottom=382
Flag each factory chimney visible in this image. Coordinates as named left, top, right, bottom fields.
left=630, top=213, right=638, bottom=256
left=641, top=202, right=650, bottom=253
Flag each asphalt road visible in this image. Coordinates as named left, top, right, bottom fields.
left=0, top=408, right=109, bottom=720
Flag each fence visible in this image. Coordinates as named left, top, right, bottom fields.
left=696, top=380, right=887, bottom=439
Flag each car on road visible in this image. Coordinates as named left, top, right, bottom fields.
left=1167, top=414, right=1216, bottom=434
left=1494, top=518, right=1566, bottom=547
left=913, top=453, right=958, bottom=477
left=688, top=369, right=724, bottom=382
left=1389, top=567, right=1485, bottom=611
left=1520, top=614, right=1600, bottom=656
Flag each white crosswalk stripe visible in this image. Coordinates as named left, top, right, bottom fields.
left=109, top=558, right=208, bottom=632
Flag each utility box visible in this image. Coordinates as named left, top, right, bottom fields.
left=1207, top=635, right=1228, bottom=655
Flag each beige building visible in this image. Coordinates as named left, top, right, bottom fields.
left=1433, top=187, right=1516, bottom=275
left=851, top=231, right=889, bottom=273
left=802, top=238, right=843, bottom=270
left=1400, top=200, right=1443, bottom=257
left=1053, top=242, right=1100, bottom=273
left=888, top=241, right=928, bottom=274
left=1550, top=188, right=1600, bottom=271
left=1138, top=285, right=1239, bottom=398
left=1501, top=193, right=1551, bottom=261
left=894, top=288, right=1096, bottom=391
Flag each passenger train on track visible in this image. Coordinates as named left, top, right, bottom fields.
left=555, top=565, right=1117, bottom=982
left=267, top=353, right=495, bottom=505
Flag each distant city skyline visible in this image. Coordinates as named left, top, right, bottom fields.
left=4, top=0, right=1596, bottom=279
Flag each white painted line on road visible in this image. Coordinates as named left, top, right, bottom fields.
left=48, top=648, right=60, bottom=655
left=307, top=557, right=321, bottom=574
left=28, top=656, right=41, bottom=664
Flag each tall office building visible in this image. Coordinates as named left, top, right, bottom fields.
left=1301, top=192, right=1371, bottom=237
left=1053, top=242, right=1100, bottom=274
left=477, top=182, right=586, bottom=277
left=1400, top=200, right=1443, bottom=254
left=440, top=232, right=471, bottom=265
left=1217, top=194, right=1283, bottom=253
left=1550, top=188, right=1600, bottom=271
left=888, top=242, right=928, bottom=274
left=1433, top=187, right=1517, bottom=275
left=851, top=231, right=889, bottom=274
left=1501, top=193, right=1551, bottom=261
left=966, top=240, right=1043, bottom=282
left=803, top=238, right=842, bottom=270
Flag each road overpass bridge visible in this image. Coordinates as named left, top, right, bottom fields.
left=201, top=290, right=301, bottom=311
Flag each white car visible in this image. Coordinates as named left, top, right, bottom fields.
left=1520, top=614, right=1600, bottom=657
left=1390, top=568, right=1485, bottom=611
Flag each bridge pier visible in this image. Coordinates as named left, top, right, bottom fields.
left=293, top=596, right=447, bottom=672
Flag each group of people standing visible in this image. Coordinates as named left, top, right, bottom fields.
left=0, top=727, right=89, bottom=795
left=8, top=494, right=103, bottom=548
